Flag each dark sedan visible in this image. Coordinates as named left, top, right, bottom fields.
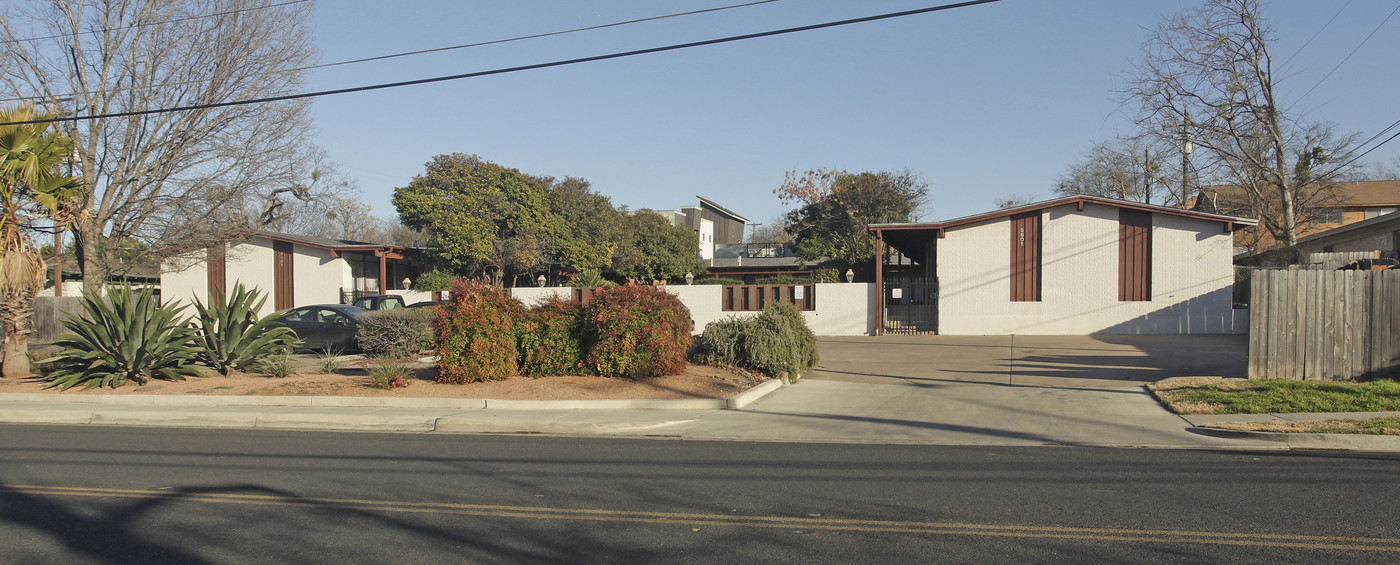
left=270, top=304, right=368, bottom=352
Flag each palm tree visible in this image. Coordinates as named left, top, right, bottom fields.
left=0, top=104, right=82, bottom=377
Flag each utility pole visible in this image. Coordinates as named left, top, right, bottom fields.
left=1181, top=108, right=1193, bottom=209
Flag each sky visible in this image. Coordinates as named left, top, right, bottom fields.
left=306, top=0, right=1400, bottom=231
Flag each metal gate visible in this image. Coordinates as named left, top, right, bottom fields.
left=884, top=277, right=937, bottom=334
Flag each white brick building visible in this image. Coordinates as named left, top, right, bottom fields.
left=871, top=196, right=1255, bottom=335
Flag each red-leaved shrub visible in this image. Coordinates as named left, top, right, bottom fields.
left=517, top=296, right=586, bottom=376
left=436, top=279, right=523, bottom=383
left=584, top=285, right=693, bottom=378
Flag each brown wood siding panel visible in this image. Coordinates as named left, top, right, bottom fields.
left=1010, top=212, right=1041, bottom=301
left=273, top=240, right=295, bottom=310
left=1119, top=209, right=1152, bottom=301
left=206, top=244, right=226, bottom=299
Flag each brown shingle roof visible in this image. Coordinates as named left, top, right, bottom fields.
left=1198, top=180, right=1400, bottom=209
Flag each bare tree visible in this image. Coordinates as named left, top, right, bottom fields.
left=1123, top=0, right=1359, bottom=250
left=993, top=194, right=1038, bottom=210
left=746, top=216, right=793, bottom=244
left=0, top=0, right=320, bottom=291
left=1053, top=137, right=1183, bottom=206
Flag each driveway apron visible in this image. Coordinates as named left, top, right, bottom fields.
left=683, top=335, right=1260, bottom=447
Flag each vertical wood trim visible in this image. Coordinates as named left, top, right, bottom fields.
left=273, top=241, right=294, bottom=310
left=1118, top=209, right=1152, bottom=301
left=1009, top=212, right=1041, bottom=301
left=207, top=244, right=226, bottom=300
left=875, top=232, right=885, bottom=335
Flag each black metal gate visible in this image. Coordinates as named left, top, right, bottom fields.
left=884, top=276, right=938, bottom=334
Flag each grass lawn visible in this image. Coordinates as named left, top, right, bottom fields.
left=1203, top=417, right=1400, bottom=435
left=1149, top=377, right=1400, bottom=415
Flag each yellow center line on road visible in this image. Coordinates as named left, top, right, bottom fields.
left=6, top=484, right=1398, bottom=552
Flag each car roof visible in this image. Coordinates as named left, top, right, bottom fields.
left=293, top=304, right=369, bottom=315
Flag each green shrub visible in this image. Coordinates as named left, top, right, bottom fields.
left=570, top=269, right=616, bottom=288
left=254, top=349, right=295, bottom=378
left=316, top=348, right=347, bottom=374
left=411, top=269, right=454, bottom=292
left=436, top=279, right=522, bottom=383
left=693, top=277, right=744, bottom=285
left=745, top=301, right=819, bottom=382
left=584, top=285, right=692, bottom=378
left=369, top=360, right=412, bottom=389
left=754, top=275, right=812, bottom=285
left=42, top=285, right=204, bottom=390
left=695, top=316, right=748, bottom=366
left=697, top=300, right=819, bottom=382
left=191, top=283, right=301, bottom=375
left=357, top=308, right=436, bottom=359
left=517, top=296, right=586, bottom=376
left=811, top=268, right=841, bottom=283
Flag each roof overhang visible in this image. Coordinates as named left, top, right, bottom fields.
left=1296, top=211, right=1400, bottom=252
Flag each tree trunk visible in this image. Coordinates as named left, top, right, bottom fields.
left=0, top=289, right=34, bottom=378
left=76, top=223, right=108, bottom=296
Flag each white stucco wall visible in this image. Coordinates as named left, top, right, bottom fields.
left=511, top=283, right=876, bottom=336
left=936, top=203, right=1245, bottom=335
left=159, top=249, right=213, bottom=308
left=291, top=244, right=346, bottom=311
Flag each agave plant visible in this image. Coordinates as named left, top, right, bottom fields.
left=43, top=285, right=203, bottom=390
left=191, top=283, right=301, bottom=376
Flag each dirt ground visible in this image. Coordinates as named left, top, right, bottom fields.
left=0, top=355, right=769, bottom=400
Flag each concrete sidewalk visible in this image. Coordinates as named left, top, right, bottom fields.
left=2, top=335, right=1393, bottom=450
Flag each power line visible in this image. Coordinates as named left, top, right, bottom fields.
left=1294, top=1, right=1400, bottom=103
left=1279, top=0, right=1351, bottom=69
left=0, top=0, right=1002, bottom=126
left=0, top=0, right=780, bottom=104
left=1324, top=117, right=1400, bottom=176
left=1, top=0, right=311, bottom=44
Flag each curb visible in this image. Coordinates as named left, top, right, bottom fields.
left=0, top=378, right=785, bottom=412
left=1187, top=426, right=1400, bottom=451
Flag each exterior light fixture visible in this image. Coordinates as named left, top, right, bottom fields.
left=845, top=269, right=855, bottom=283
left=684, top=272, right=694, bottom=285
left=536, top=274, right=547, bottom=287
left=402, top=277, right=412, bottom=289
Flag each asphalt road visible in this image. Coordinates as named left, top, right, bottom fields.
left=2, top=426, right=1398, bottom=564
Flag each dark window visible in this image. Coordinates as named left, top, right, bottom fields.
left=1010, top=211, right=1041, bottom=302
left=1119, top=209, right=1152, bottom=301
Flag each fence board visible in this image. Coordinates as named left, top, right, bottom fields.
left=1249, top=268, right=1400, bottom=380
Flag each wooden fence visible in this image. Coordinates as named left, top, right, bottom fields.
left=1248, top=269, right=1400, bottom=380
left=29, top=296, right=85, bottom=343
left=722, top=284, right=815, bottom=311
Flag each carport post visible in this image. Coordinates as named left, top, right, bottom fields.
left=875, top=229, right=884, bottom=336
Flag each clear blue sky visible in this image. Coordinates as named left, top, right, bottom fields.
left=307, top=0, right=1400, bottom=230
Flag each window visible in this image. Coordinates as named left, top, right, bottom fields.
left=1365, top=207, right=1398, bottom=220
left=1010, top=211, right=1041, bottom=301
left=1119, top=209, right=1152, bottom=301
left=1317, top=208, right=1344, bottom=224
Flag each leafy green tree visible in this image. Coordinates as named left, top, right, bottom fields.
left=613, top=212, right=702, bottom=282
left=393, top=154, right=557, bottom=285
left=0, top=104, right=82, bottom=377
left=782, top=170, right=929, bottom=263
left=545, top=177, right=625, bottom=274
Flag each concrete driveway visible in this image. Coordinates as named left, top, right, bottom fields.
left=809, top=334, right=1248, bottom=389
left=681, top=334, right=1260, bottom=447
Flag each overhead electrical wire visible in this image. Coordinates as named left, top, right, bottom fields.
left=1278, top=0, right=1351, bottom=69
left=1294, top=1, right=1400, bottom=103
left=0, top=0, right=1002, bottom=126
left=1322, top=117, right=1400, bottom=176
left=0, top=0, right=780, bottom=104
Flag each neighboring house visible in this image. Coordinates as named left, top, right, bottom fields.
left=654, top=196, right=749, bottom=261
left=160, top=231, right=428, bottom=317
left=1192, top=180, right=1400, bottom=253
left=1296, top=210, right=1400, bottom=254
left=703, top=242, right=811, bottom=283
left=869, top=196, right=1256, bottom=335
